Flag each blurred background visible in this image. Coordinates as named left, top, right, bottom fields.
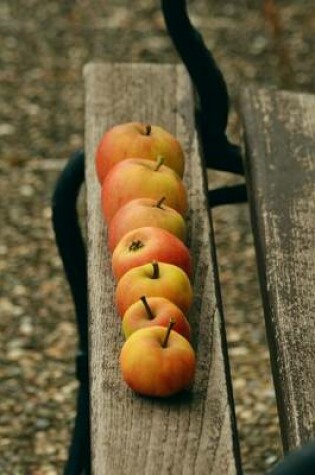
left=1, top=1, right=314, bottom=473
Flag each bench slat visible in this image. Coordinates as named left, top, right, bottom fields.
left=240, top=87, right=315, bottom=452
left=84, top=63, right=240, bottom=474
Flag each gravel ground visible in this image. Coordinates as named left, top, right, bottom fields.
left=1, top=1, right=314, bottom=473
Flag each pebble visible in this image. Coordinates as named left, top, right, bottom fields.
left=35, top=418, right=51, bottom=430
left=0, top=123, right=15, bottom=136
left=19, top=317, right=34, bottom=336
left=265, top=454, right=279, bottom=466
left=229, top=346, right=250, bottom=356
left=251, top=35, right=268, bottom=55
left=19, top=184, right=34, bottom=197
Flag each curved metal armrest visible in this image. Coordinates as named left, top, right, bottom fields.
left=162, top=0, right=244, bottom=177
left=51, top=150, right=90, bottom=475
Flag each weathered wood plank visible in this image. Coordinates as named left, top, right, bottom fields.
left=85, top=63, right=240, bottom=474
left=240, top=87, right=315, bottom=452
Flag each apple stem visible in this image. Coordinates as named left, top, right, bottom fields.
left=140, top=296, right=154, bottom=320
left=162, top=318, right=176, bottom=348
left=152, top=261, right=159, bottom=279
left=145, top=124, right=151, bottom=136
left=156, top=196, right=166, bottom=209
left=155, top=155, right=165, bottom=171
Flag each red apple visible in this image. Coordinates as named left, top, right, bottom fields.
left=122, top=296, right=191, bottom=341
left=95, top=122, right=185, bottom=183
left=119, top=320, right=196, bottom=397
left=111, top=226, right=192, bottom=280
left=115, top=261, right=193, bottom=317
left=108, top=197, right=187, bottom=253
left=101, top=157, right=188, bottom=223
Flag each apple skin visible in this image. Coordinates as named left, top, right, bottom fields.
left=108, top=198, right=187, bottom=253
left=115, top=261, right=193, bottom=317
left=101, top=158, right=188, bottom=223
left=119, top=326, right=196, bottom=397
left=112, top=226, right=193, bottom=280
left=95, top=122, right=185, bottom=183
left=122, top=296, right=191, bottom=341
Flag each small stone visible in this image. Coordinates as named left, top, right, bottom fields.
left=228, top=329, right=242, bottom=343
left=229, top=346, right=249, bottom=356
left=6, top=348, right=25, bottom=360
left=13, top=284, right=27, bottom=296
left=19, top=317, right=34, bottom=336
left=0, top=245, right=8, bottom=255
left=251, top=35, right=268, bottom=55
left=20, top=184, right=34, bottom=197
left=233, top=378, right=247, bottom=389
left=42, top=207, right=52, bottom=219
left=35, top=418, right=51, bottom=430
left=7, top=338, right=25, bottom=350
left=0, top=123, right=15, bottom=136
left=265, top=454, right=279, bottom=466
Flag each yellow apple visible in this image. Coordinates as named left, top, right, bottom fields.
left=115, top=261, right=193, bottom=317
left=120, top=321, right=196, bottom=397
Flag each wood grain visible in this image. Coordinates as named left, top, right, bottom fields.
left=84, top=63, right=240, bottom=474
left=240, top=87, right=315, bottom=452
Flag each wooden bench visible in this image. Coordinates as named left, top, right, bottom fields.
left=240, top=88, right=315, bottom=453
left=84, top=63, right=241, bottom=474
left=84, top=63, right=315, bottom=473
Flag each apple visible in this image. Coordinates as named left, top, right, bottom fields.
left=95, top=122, right=185, bottom=183
left=115, top=261, right=193, bottom=317
left=101, top=157, right=188, bottom=223
left=111, top=226, right=193, bottom=280
left=122, top=296, right=191, bottom=341
left=107, top=197, right=187, bottom=253
left=119, top=320, right=196, bottom=397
